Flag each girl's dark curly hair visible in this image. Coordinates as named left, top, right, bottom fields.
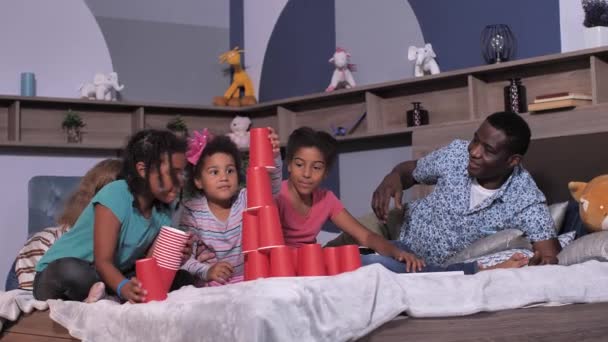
left=119, top=129, right=187, bottom=211
left=286, top=126, right=338, bottom=171
left=187, top=135, right=242, bottom=196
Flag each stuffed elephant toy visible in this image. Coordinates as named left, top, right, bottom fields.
left=79, top=72, right=125, bottom=101
left=408, top=43, right=440, bottom=77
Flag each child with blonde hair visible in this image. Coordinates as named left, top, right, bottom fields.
left=11, top=159, right=122, bottom=291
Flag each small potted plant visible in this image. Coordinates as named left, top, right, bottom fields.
left=166, top=115, right=188, bottom=138
left=582, top=0, right=608, bottom=47
left=62, top=110, right=85, bottom=143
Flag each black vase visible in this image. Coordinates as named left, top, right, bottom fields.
left=406, top=102, right=429, bottom=127
left=503, top=78, right=527, bottom=114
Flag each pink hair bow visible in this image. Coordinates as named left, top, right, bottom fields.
left=186, top=129, right=213, bottom=165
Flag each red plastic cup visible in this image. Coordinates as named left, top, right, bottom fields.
left=244, top=250, right=269, bottom=281
left=153, top=226, right=188, bottom=268
left=257, top=205, right=285, bottom=249
left=242, top=210, right=259, bottom=253
left=269, top=246, right=296, bottom=277
left=157, top=265, right=178, bottom=292
left=323, top=247, right=341, bottom=276
left=339, top=245, right=362, bottom=273
left=135, top=258, right=167, bottom=302
left=246, top=166, right=274, bottom=210
left=298, top=244, right=326, bottom=276
left=290, top=247, right=299, bottom=275
left=249, top=127, right=275, bottom=169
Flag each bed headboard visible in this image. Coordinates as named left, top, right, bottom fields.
left=523, top=132, right=608, bottom=204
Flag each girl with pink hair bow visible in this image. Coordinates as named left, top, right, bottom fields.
left=179, top=127, right=282, bottom=285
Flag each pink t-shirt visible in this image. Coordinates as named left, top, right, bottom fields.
left=277, top=180, right=344, bottom=247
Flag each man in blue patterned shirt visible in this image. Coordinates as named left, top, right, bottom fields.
left=370, top=111, right=560, bottom=270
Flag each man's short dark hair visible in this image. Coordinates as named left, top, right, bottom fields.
left=486, top=111, right=531, bottom=155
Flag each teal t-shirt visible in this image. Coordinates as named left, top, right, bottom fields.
left=36, top=180, right=172, bottom=273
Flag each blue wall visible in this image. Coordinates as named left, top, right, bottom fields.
left=409, top=0, right=561, bottom=71
left=259, top=0, right=335, bottom=102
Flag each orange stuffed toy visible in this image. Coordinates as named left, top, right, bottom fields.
left=568, top=175, right=608, bottom=232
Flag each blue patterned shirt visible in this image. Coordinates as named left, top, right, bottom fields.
left=399, top=140, right=555, bottom=265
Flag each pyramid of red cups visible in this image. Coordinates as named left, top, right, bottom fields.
left=243, top=128, right=361, bottom=280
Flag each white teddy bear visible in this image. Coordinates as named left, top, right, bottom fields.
left=226, top=115, right=252, bottom=149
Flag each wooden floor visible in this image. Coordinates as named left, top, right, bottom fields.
left=2, top=303, right=608, bottom=341
left=361, top=302, right=608, bottom=342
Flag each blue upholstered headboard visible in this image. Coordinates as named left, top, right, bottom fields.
left=27, top=176, right=81, bottom=236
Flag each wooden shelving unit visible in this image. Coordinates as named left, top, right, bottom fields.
left=2, top=46, right=608, bottom=155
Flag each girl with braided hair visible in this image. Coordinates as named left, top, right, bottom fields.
left=34, top=129, right=202, bottom=303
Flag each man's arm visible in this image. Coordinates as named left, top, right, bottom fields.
left=371, top=160, right=418, bottom=222
left=517, top=203, right=561, bottom=265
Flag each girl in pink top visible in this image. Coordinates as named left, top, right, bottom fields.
left=277, top=127, right=426, bottom=272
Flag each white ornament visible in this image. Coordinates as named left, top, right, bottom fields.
left=408, top=43, right=440, bottom=77
left=226, top=115, right=252, bottom=149
left=79, top=72, right=125, bottom=101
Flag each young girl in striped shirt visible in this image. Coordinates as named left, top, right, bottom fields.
left=179, top=128, right=281, bottom=285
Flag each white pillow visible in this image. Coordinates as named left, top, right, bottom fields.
left=443, top=229, right=532, bottom=265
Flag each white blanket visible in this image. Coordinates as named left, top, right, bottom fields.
left=43, top=261, right=608, bottom=342
left=0, top=289, right=48, bottom=332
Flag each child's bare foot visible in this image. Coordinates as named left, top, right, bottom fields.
left=84, top=282, right=106, bottom=303
left=479, top=253, right=529, bottom=271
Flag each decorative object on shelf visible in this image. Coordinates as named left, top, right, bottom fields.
left=61, top=110, right=85, bottom=143
left=528, top=92, right=592, bottom=113
left=330, top=112, right=366, bottom=137
left=166, top=115, right=189, bottom=138
left=79, top=72, right=124, bottom=101
left=213, top=47, right=257, bottom=107
left=582, top=0, right=608, bottom=47
left=503, top=78, right=527, bottom=114
left=227, top=115, right=252, bottom=149
left=407, top=44, right=440, bottom=77
left=406, top=102, right=429, bottom=127
left=481, top=24, right=516, bottom=64
left=20, top=72, right=36, bottom=96
left=326, top=47, right=357, bottom=92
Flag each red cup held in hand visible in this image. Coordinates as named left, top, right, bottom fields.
left=249, top=127, right=275, bottom=169
left=135, top=258, right=167, bottom=302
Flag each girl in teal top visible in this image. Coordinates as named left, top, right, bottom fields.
left=34, top=130, right=201, bottom=303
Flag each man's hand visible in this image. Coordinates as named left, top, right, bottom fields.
left=195, top=240, right=216, bottom=263
left=372, top=172, right=403, bottom=222
left=528, top=251, right=559, bottom=266
left=529, top=238, right=561, bottom=266
left=207, top=262, right=234, bottom=284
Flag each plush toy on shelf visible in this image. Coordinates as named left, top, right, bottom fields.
left=79, top=72, right=124, bottom=101
left=226, top=115, right=252, bottom=149
left=326, top=47, right=356, bottom=92
left=213, top=47, right=257, bottom=107
left=569, top=175, right=608, bottom=232
left=408, top=43, right=440, bottom=77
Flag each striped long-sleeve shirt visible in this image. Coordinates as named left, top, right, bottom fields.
left=179, top=158, right=282, bottom=285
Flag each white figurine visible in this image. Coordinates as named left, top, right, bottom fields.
left=408, top=44, right=440, bottom=77
left=79, top=72, right=125, bottom=101
left=226, top=115, right=252, bottom=149
left=326, top=47, right=356, bottom=92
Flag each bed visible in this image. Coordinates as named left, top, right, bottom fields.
left=2, top=132, right=608, bottom=341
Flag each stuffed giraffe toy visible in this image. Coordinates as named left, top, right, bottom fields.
left=213, top=46, right=257, bottom=107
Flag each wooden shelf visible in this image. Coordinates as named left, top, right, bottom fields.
left=2, top=46, right=608, bottom=153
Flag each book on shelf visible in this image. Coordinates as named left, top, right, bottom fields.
left=528, top=98, right=591, bottom=112
left=533, top=92, right=592, bottom=103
